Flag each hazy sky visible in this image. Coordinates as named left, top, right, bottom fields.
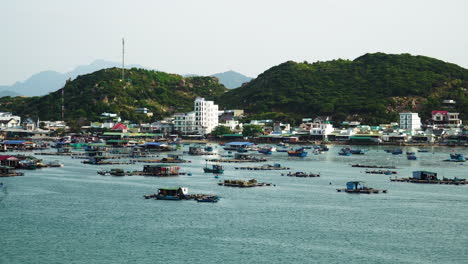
left=2, top=0, right=467, bottom=85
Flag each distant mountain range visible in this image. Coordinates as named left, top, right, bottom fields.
left=0, top=60, right=143, bottom=97
left=0, top=62, right=252, bottom=97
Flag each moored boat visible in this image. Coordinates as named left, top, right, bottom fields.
left=287, top=147, right=308, bottom=157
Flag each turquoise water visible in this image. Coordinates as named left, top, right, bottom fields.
left=1, top=145, right=467, bottom=264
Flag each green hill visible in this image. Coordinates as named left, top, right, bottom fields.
left=217, top=53, right=468, bottom=125
left=0, top=67, right=227, bottom=122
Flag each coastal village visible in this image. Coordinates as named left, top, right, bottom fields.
left=0, top=97, right=466, bottom=146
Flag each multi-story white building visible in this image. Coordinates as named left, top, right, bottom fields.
left=194, top=97, right=219, bottom=135
left=298, top=117, right=334, bottom=139
left=431, top=111, right=462, bottom=128
left=174, top=112, right=196, bottom=134
left=399, top=112, right=421, bottom=132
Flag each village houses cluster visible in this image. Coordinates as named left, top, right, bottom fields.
left=0, top=98, right=466, bottom=145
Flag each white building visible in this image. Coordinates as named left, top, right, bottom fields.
left=399, top=112, right=421, bottom=132
left=194, top=97, right=219, bottom=135
left=174, top=112, right=196, bottom=134
left=220, top=119, right=242, bottom=132
left=298, top=117, right=334, bottom=139
left=0, top=112, right=21, bottom=128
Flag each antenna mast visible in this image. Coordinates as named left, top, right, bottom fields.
left=61, top=87, right=64, bottom=120
left=122, top=38, right=125, bottom=80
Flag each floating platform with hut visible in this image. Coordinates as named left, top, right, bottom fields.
left=391, top=171, right=468, bottom=185
left=235, top=163, right=290, bottom=170
left=337, top=181, right=387, bottom=194
left=143, top=187, right=219, bottom=202
left=217, top=179, right=274, bottom=187
left=187, top=146, right=216, bottom=156
left=132, top=165, right=185, bottom=177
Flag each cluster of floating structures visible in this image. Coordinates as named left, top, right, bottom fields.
left=391, top=171, right=467, bottom=185
left=144, top=187, right=219, bottom=203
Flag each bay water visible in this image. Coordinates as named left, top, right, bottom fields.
left=1, top=145, right=467, bottom=264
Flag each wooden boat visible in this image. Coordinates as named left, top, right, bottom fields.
left=203, top=164, right=224, bottom=174
left=288, top=147, right=308, bottom=157
left=196, top=196, right=220, bottom=203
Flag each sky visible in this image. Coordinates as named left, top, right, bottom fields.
left=1, top=0, right=468, bottom=85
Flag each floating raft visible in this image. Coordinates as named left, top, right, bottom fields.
left=351, top=164, right=397, bottom=169
left=337, top=188, right=387, bottom=194
left=131, top=159, right=191, bottom=163
left=206, top=158, right=267, bottom=163
left=143, top=193, right=219, bottom=203
left=390, top=178, right=468, bottom=185
left=365, top=170, right=397, bottom=175
left=235, top=164, right=290, bottom=170
left=217, top=179, right=274, bottom=187
left=282, top=172, right=320, bottom=177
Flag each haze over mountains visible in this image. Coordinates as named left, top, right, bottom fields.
left=0, top=61, right=252, bottom=97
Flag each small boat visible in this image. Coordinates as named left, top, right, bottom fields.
left=203, top=164, right=224, bottom=174
left=258, top=147, right=274, bottom=155
left=204, top=146, right=214, bottom=152
left=418, top=149, right=429, bottom=153
left=406, top=152, right=415, bottom=156
left=214, top=174, right=220, bottom=179
left=407, top=155, right=417, bottom=160
left=237, top=148, right=248, bottom=153
left=444, top=153, right=465, bottom=162
left=196, top=196, right=220, bottom=203
left=391, top=149, right=403, bottom=155
left=338, top=149, right=351, bottom=156
left=288, top=148, right=308, bottom=157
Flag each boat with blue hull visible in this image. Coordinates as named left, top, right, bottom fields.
left=287, top=148, right=308, bottom=157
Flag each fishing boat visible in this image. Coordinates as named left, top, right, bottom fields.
left=407, top=155, right=417, bottom=160
left=258, top=146, right=275, bottom=155
left=154, top=187, right=189, bottom=200
left=204, top=146, right=214, bottom=152
left=203, top=164, right=224, bottom=174
left=196, top=196, right=220, bottom=203
left=444, top=153, right=465, bottom=162
left=418, top=149, right=429, bottom=153
left=97, top=168, right=127, bottom=176
left=338, top=149, right=351, bottom=156
left=391, top=149, right=403, bottom=155
left=287, top=147, right=308, bottom=157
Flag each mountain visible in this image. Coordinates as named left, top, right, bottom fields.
left=0, top=60, right=143, bottom=97
left=216, top=53, right=468, bottom=125
left=211, top=70, right=253, bottom=89
left=0, top=90, right=21, bottom=97
left=0, top=67, right=227, bottom=122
